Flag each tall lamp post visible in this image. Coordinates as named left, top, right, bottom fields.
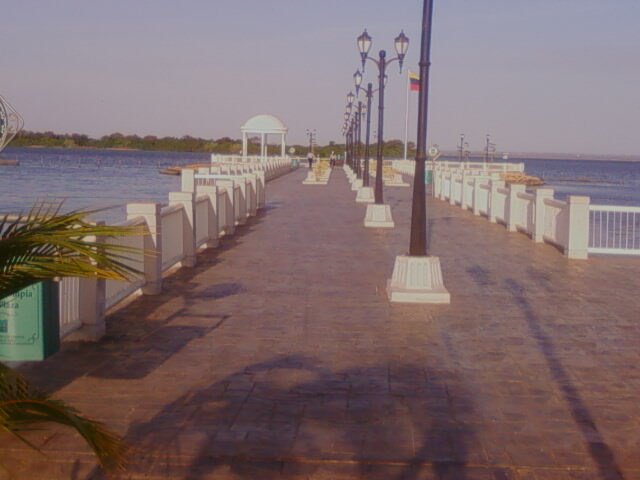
left=387, top=0, right=450, bottom=304
left=305, top=129, right=316, bottom=156
left=352, top=72, right=380, bottom=204
left=356, top=28, right=409, bottom=228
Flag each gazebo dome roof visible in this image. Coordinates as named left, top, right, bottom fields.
left=241, top=114, right=288, bottom=134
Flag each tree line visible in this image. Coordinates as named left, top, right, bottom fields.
left=10, top=130, right=416, bottom=158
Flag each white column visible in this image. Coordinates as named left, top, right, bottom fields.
left=534, top=188, right=554, bottom=242
left=215, top=180, right=237, bottom=233
left=126, top=203, right=162, bottom=294
left=461, top=172, right=469, bottom=210
left=181, top=168, right=195, bottom=193
left=507, top=184, right=526, bottom=232
left=242, top=132, right=248, bottom=159
left=565, top=195, right=590, bottom=259
left=489, top=179, right=505, bottom=224
left=196, top=185, right=219, bottom=248
left=281, top=133, right=286, bottom=158
left=261, top=133, right=266, bottom=161
left=472, top=178, right=482, bottom=216
left=169, top=192, right=196, bottom=267
left=75, top=222, right=106, bottom=340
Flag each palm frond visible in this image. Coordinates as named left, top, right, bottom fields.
left=0, top=203, right=149, bottom=299
left=0, top=363, right=128, bottom=471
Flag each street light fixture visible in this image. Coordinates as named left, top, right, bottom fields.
left=356, top=28, right=409, bottom=228
left=387, top=0, right=450, bottom=304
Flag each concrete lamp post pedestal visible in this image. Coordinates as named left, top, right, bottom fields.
left=384, top=173, right=410, bottom=187
left=355, top=186, right=374, bottom=203
left=364, top=203, right=395, bottom=228
left=351, top=178, right=363, bottom=191
left=387, top=255, right=450, bottom=303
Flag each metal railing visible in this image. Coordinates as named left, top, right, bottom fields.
left=589, top=205, right=640, bottom=255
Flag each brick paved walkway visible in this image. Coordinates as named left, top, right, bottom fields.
left=6, top=167, right=640, bottom=479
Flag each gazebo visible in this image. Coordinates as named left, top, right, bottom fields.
left=240, top=114, right=288, bottom=161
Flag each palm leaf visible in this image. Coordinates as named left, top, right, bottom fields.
left=0, top=203, right=148, bottom=299
left=0, top=202, right=149, bottom=471
left=0, top=363, right=127, bottom=471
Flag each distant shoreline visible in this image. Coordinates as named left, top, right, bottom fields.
left=3, top=145, right=639, bottom=163
left=440, top=152, right=640, bottom=163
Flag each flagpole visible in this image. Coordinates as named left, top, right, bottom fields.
left=403, top=70, right=411, bottom=161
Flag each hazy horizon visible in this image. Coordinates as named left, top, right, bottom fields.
left=3, top=0, right=639, bottom=155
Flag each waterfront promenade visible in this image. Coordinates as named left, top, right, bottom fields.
left=6, top=167, right=640, bottom=479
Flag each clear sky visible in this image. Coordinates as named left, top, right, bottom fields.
left=2, top=0, right=639, bottom=155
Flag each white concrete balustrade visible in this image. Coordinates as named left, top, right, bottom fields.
left=399, top=161, right=593, bottom=260
left=60, top=156, right=296, bottom=342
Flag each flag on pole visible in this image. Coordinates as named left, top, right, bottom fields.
left=409, top=71, right=420, bottom=92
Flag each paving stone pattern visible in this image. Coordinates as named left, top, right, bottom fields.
left=5, top=167, right=640, bottom=479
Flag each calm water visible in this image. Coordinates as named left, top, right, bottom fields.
left=1, top=148, right=639, bottom=224
left=518, top=158, right=640, bottom=207
left=0, top=148, right=208, bottom=223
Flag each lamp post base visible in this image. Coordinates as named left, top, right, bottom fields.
left=384, top=173, right=410, bottom=187
left=387, top=255, right=450, bottom=304
left=364, top=203, right=395, bottom=228
left=356, top=186, right=374, bottom=203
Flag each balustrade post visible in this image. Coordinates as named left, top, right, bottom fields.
left=461, top=172, right=469, bottom=210
left=245, top=174, right=258, bottom=216
left=565, top=195, right=590, bottom=259
left=489, top=179, right=505, bottom=224
left=195, top=186, right=219, bottom=248
left=256, top=171, right=266, bottom=209
left=472, top=177, right=482, bottom=216
left=215, top=180, right=237, bottom=234
left=126, top=203, right=162, bottom=294
left=181, top=169, right=195, bottom=193
left=534, top=188, right=554, bottom=242
left=169, top=191, right=197, bottom=267
left=449, top=173, right=457, bottom=205
left=507, top=184, right=526, bottom=232
left=75, top=222, right=106, bottom=340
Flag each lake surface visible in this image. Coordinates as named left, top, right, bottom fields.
left=1, top=148, right=639, bottom=224
left=0, top=148, right=208, bottom=223
left=516, top=157, right=640, bottom=207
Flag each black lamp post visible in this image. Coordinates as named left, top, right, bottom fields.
left=305, top=129, right=316, bottom=156
left=357, top=28, right=409, bottom=205
left=408, top=0, right=433, bottom=256
left=354, top=101, right=363, bottom=179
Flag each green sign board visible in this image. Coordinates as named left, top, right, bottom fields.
left=0, top=282, right=60, bottom=361
left=425, top=169, right=433, bottom=185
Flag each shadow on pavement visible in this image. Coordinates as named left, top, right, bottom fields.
left=83, top=354, right=495, bottom=479
left=505, top=278, right=625, bottom=480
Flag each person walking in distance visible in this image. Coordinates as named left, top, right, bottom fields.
left=329, top=151, right=336, bottom=168
left=307, top=151, right=314, bottom=169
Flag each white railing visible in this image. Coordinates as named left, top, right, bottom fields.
left=104, top=217, right=146, bottom=309
left=55, top=159, right=298, bottom=341
left=589, top=205, right=640, bottom=255
left=59, top=277, right=81, bottom=338
left=195, top=195, right=210, bottom=248
left=428, top=167, right=592, bottom=259
left=160, top=204, right=185, bottom=271
left=494, top=187, right=509, bottom=224
left=514, top=191, right=535, bottom=235
left=217, top=188, right=229, bottom=235
left=543, top=198, right=568, bottom=248
left=478, top=184, right=490, bottom=216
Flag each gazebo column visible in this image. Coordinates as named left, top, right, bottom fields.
left=281, top=134, right=286, bottom=158
left=260, top=133, right=266, bottom=161
left=242, top=132, right=248, bottom=159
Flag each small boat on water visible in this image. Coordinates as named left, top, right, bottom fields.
left=0, top=159, right=19, bottom=166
